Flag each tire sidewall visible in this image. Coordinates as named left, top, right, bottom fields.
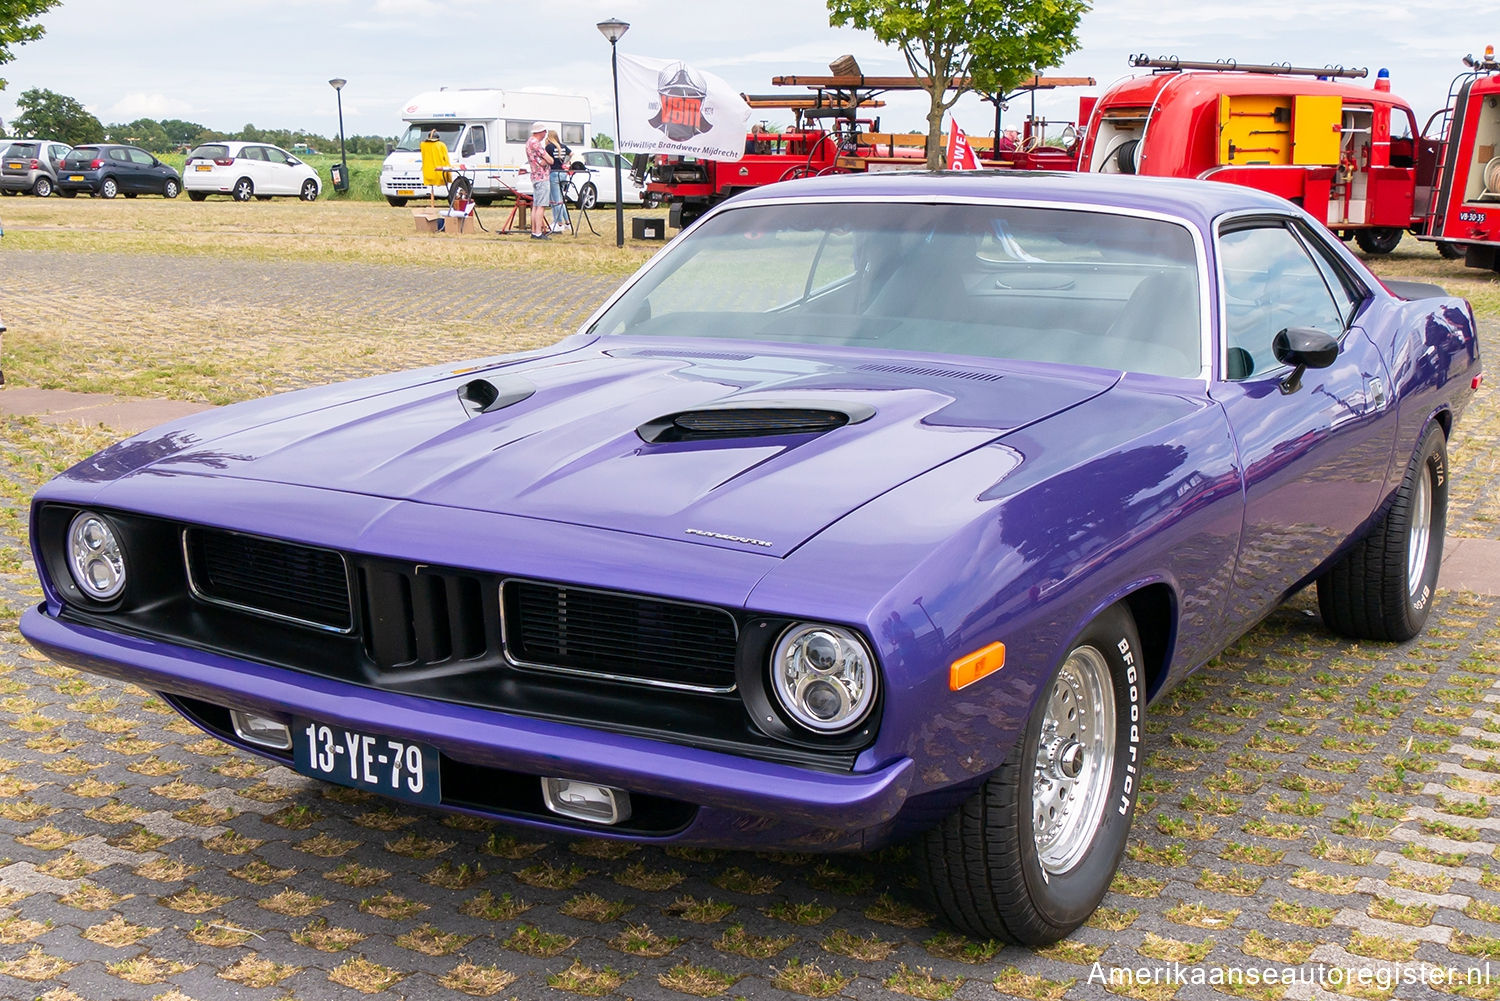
left=1016, top=604, right=1145, bottom=929
left=1399, top=425, right=1448, bottom=633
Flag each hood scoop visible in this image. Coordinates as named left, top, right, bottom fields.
left=638, top=400, right=876, bottom=443
left=458, top=375, right=536, bottom=418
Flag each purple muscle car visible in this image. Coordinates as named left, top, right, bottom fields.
left=22, top=172, right=1481, bottom=944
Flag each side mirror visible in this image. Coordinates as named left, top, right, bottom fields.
left=1273, top=326, right=1339, bottom=394
left=287, top=157, right=302, bottom=166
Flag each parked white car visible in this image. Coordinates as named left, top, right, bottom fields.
left=183, top=141, right=321, bottom=202
left=565, top=148, right=643, bottom=208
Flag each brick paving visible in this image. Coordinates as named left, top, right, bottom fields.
left=1, top=249, right=1499, bottom=1000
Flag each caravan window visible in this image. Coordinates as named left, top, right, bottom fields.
left=463, top=126, right=487, bottom=157
left=562, top=123, right=586, bottom=146
left=505, top=120, right=533, bottom=143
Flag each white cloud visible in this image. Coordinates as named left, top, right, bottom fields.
left=106, top=93, right=195, bottom=121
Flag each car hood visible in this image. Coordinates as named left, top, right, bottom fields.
left=130, top=343, right=1117, bottom=557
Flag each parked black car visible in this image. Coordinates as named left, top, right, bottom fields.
left=57, top=144, right=181, bottom=199
left=1, top=139, right=71, bottom=197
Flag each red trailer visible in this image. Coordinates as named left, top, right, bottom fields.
left=1420, top=46, right=1500, bottom=271
left=640, top=70, right=1095, bottom=228
left=1079, top=57, right=1421, bottom=253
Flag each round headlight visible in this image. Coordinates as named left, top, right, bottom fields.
left=66, top=511, right=127, bottom=601
left=769, top=623, right=877, bottom=734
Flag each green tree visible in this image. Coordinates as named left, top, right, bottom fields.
left=159, top=118, right=211, bottom=147
left=592, top=132, right=614, bottom=150
left=0, top=0, right=59, bottom=90
left=11, top=87, right=104, bottom=145
left=112, top=117, right=171, bottom=152
left=828, top=0, right=1088, bottom=169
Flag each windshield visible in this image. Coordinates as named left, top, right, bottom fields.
left=590, top=201, right=1204, bottom=377
left=396, top=123, right=463, bottom=152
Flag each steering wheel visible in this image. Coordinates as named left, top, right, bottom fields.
left=1018, top=134, right=1044, bottom=153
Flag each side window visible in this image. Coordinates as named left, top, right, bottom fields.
left=51, top=144, right=68, bottom=162
left=1294, top=223, right=1365, bottom=323
left=562, top=123, right=586, bottom=145
left=466, top=126, right=487, bottom=154
left=266, top=147, right=291, bottom=164
left=585, top=151, right=608, bottom=167
left=505, top=120, right=531, bottom=143
left=129, top=148, right=154, bottom=165
left=1219, top=224, right=1347, bottom=379
left=110, top=148, right=130, bottom=162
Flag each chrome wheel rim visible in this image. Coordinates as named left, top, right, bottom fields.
left=1407, top=461, right=1432, bottom=598
left=1033, top=645, right=1116, bottom=875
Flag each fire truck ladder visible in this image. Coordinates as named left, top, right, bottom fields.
left=1127, top=55, right=1368, bottom=79
left=1425, top=49, right=1500, bottom=223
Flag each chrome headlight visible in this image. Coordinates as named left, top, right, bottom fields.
left=769, top=623, right=877, bottom=734
left=66, top=510, right=127, bottom=601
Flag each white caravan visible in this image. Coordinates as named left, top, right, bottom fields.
left=379, top=89, right=591, bottom=206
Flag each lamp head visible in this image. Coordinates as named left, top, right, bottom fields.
left=328, top=78, right=346, bottom=91
left=596, top=18, right=629, bottom=43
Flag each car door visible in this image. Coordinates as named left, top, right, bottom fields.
left=126, top=148, right=163, bottom=192
left=1209, top=215, right=1395, bottom=626
left=584, top=150, right=614, bottom=202
left=48, top=144, right=70, bottom=181
left=261, top=146, right=297, bottom=194
left=107, top=148, right=136, bottom=190
left=238, top=146, right=269, bottom=191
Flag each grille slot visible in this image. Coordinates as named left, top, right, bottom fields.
left=856, top=362, right=1004, bottom=381
left=362, top=565, right=490, bottom=669
left=503, top=580, right=738, bottom=692
left=183, top=528, right=351, bottom=631
left=639, top=407, right=849, bottom=443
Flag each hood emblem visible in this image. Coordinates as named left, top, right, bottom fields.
left=686, top=528, right=773, bottom=548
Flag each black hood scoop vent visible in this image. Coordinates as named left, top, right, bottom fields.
left=458, top=375, right=536, bottom=418
left=638, top=400, right=875, bottom=443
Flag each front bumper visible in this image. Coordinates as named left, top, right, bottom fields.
left=22, top=606, right=916, bottom=849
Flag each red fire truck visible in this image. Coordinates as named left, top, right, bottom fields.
left=1420, top=46, right=1500, bottom=270
left=1078, top=56, right=1421, bottom=254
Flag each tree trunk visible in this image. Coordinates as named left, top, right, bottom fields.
left=926, top=86, right=946, bottom=171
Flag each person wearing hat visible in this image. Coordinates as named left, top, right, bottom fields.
left=996, top=127, right=1020, bottom=154
left=524, top=121, right=555, bottom=239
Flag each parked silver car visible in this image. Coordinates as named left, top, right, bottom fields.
left=1, top=138, right=72, bottom=197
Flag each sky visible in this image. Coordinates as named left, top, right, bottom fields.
left=0, top=1, right=1492, bottom=146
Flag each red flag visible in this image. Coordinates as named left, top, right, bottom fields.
left=946, top=118, right=979, bottom=170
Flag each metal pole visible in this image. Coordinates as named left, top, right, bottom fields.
left=336, top=90, right=348, bottom=180
left=611, top=39, right=625, bottom=248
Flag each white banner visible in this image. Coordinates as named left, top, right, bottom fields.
left=616, top=53, right=751, bottom=162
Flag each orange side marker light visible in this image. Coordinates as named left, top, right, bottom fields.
left=950, top=642, right=1006, bottom=691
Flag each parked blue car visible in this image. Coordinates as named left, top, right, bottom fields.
left=21, top=171, right=1481, bottom=943
left=56, top=143, right=181, bottom=199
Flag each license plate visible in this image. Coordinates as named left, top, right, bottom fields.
left=194, top=164, right=212, bottom=171
left=69, top=174, right=84, bottom=181
left=293, top=718, right=440, bottom=805
left=4, top=162, right=19, bottom=169
left=396, top=188, right=416, bottom=196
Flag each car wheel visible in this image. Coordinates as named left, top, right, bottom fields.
left=163, top=179, right=180, bottom=199
left=576, top=182, right=598, bottom=210
left=1318, top=423, right=1447, bottom=641
left=1353, top=227, right=1403, bottom=254
left=100, top=177, right=119, bottom=199
left=386, top=196, right=408, bottom=207
left=916, top=603, right=1145, bottom=945
left=33, top=176, right=52, bottom=198
left=188, top=191, right=208, bottom=202
left=300, top=179, right=318, bottom=201
left=233, top=177, right=254, bottom=202
left=1437, top=242, right=1465, bottom=260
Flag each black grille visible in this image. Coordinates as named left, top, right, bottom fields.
left=640, top=407, right=848, bottom=443
left=184, top=528, right=351, bottom=631
left=361, top=564, right=491, bottom=669
left=503, top=581, right=738, bottom=691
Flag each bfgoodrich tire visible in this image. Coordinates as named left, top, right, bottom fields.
left=1318, top=423, right=1447, bottom=641
left=916, top=603, right=1146, bottom=945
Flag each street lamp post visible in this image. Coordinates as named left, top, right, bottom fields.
left=596, top=18, right=630, bottom=247
left=328, top=78, right=348, bottom=193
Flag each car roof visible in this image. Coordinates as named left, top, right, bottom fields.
left=731, top=170, right=1299, bottom=232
